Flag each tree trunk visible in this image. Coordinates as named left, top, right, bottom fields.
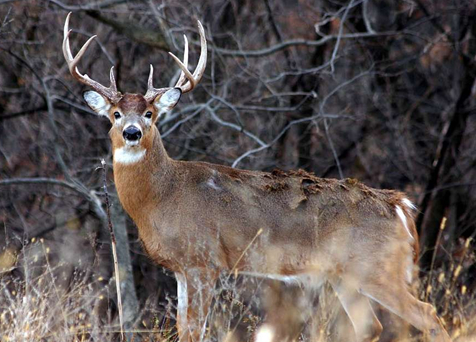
left=417, top=11, right=476, bottom=270
left=111, top=197, right=140, bottom=341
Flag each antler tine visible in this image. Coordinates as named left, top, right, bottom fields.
left=168, top=52, right=195, bottom=89
left=63, top=13, right=74, bottom=61
left=147, top=65, right=155, bottom=90
left=193, top=21, right=207, bottom=80
left=174, top=35, right=189, bottom=87
left=144, top=20, right=207, bottom=101
left=62, top=12, right=122, bottom=103
left=169, top=20, right=207, bottom=94
left=144, top=65, right=168, bottom=102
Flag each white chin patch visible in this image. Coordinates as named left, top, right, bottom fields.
left=114, top=146, right=146, bottom=164
left=125, top=140, right=139, bottom=147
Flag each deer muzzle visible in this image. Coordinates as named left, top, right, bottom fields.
left=123, top=125, right=142, bottom=143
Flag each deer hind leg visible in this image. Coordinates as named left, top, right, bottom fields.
left=329, top=278, right=383, bottom=342
left=175, top=270, right=219, bottom=342
left=360, top=279, right=451, bottom=342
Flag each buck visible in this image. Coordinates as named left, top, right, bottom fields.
left=63, top=13, right=451, bottom=342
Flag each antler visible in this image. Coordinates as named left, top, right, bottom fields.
left=63, top=12, right=122, bottom=103
left=144, top=20, right=207, bottom=102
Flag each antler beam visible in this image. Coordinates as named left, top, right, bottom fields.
left=63, top=12, right=122, bottom=103
left=145, top=20, right=207, bottom=102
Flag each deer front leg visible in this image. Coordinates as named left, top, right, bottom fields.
left=175, top=270, right=219, bottom=342
left=360, top=277, right=451, bottom=342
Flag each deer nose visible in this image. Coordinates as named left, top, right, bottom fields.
left=123, top=126, right=142, bottom=141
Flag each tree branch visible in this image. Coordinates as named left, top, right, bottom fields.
left=214, top=31, right=398, bottom=58
left=45, top=0, right=130, bottom=11
left=0, top=105, right=47, bottom=121
left=86, top=10, right=169, bottom=51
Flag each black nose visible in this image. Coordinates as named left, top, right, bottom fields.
left=123, top=126, right=142, bottom=141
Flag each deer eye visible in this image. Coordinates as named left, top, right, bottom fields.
left=145, top=111, right=153, bottom=119
left=114, top=111, right=121, bottom=119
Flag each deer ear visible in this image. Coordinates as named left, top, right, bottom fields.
left=83, top=91, right=111, bottom=117
left=153, top=88, right=182, bottom=114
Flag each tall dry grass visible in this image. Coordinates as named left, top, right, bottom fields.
left=1, top=237, right=475, bottom=342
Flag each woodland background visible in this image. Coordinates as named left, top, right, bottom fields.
left=0, top=0, right=476, bottom=341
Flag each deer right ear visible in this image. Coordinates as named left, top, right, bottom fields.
left=83, top=91, right=111, bottom=117
left=153, top=88, right=182, bottom=114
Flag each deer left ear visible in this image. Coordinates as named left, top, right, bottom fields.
left=84, top=91, right=111, bottom=117
left=153, top=88, right=182, bottom=114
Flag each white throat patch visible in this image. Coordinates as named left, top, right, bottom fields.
left=114, top=146, right=146, bottom=164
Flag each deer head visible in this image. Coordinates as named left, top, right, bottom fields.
left=62, top=13, right=207, bottom=162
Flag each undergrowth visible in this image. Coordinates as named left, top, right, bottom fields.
left=0, top=238, right=475, bottom=342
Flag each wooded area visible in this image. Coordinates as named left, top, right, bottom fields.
left=0, top=0, right=475, bottom=341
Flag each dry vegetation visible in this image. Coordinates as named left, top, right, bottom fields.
left=1, top=0, right=476, bottom=341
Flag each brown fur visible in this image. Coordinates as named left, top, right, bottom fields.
left=117, top=94, right=148, bottom=113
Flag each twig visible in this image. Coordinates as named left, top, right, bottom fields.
left=213, top=31, right=397, bottom=58
left=362, top=0, right=376, bottom=34
left=0, top=105, right=47, bottom=121
left=100, top=159, right=124, bottom=341
left=264, top=0, right=293, bottom=69
left=330, top=0, right=357, bottom=73
left=0, top=177, right=86, bottom=193
left=0, top=176, right=108, bottom=236
left=231, top=71, right=369, bottom=168
left=425, top=216, right=447, bottom=302
left=161, top=101, right=211, bottom=138
left=226, top=228, right=263, bottom=281
left=323, top=118, right=344, bottom=179
left=230, top=113, right=351, bottom=168
left=204, top=105, right=267, bottom=147
left=46, top=0, right=130, bottom=11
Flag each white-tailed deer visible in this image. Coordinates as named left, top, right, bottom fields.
left=63, top=13, right=451, bottom=342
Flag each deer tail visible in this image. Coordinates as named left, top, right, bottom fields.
left=395, top=198, right=419, bottom=269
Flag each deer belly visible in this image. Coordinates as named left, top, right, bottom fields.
left=140, top=220, right=230, bottom=270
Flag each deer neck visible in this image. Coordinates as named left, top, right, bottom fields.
left=111, top=126, right=173, bottom=219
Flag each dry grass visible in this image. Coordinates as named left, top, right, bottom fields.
left=0, top=239, right=475, bottom=342
left=0, top=243, right=114, bottom=342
